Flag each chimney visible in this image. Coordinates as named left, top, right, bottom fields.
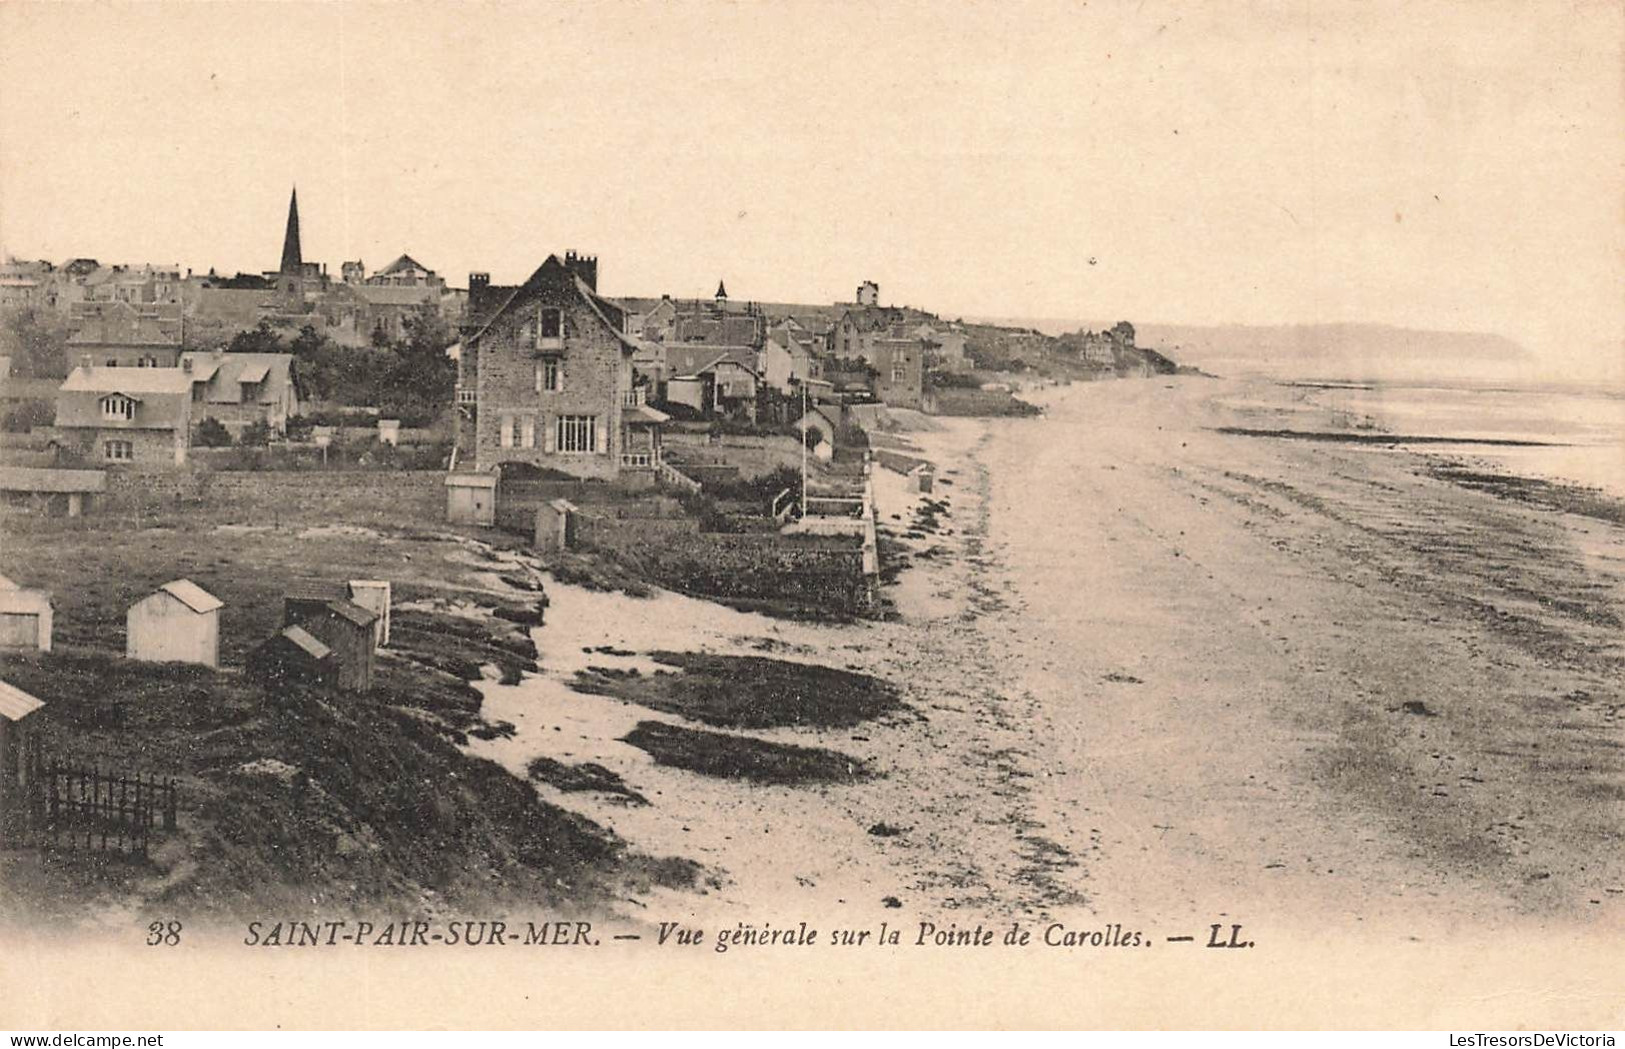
left=564, top=251, right=598, bottom=291
left=79, top=354, right=93, bottom=369
left=182, top=358, right=193, bottom=374
left=469, top=272, right=490, bottom=295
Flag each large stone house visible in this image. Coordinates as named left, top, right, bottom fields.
left=460, top=254, right=666, bottom=479
left=179, top=350, right=300, bottom=435
left=67, top=301, right=184, bottom=368
left=54, top=365, right=193, bottom=466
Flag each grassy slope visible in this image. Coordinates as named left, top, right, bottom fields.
left=0, top=480, right=676, bottom=923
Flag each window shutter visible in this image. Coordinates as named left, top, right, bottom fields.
left=543, top=416, right=556, bottom=453
left=590, top=415, right=600, bottom=453
left=534, top=363, right=542, bottom=393
left=500, top=414, right=514, bottom=448
left=521, top=415, right=536, bottom=449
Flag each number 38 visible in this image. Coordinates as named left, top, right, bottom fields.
left=146, top=921, right=182, bottom=947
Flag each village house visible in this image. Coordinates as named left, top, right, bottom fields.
left=282, top=592, right=379, bottom=692
left=178, top=350, right=299, bottom=436
left=126, top=579, right=223, bottom=669
left=916, top=322, right=971, bottom=373
left=761, top=320, right=826, bottom=394
left=55, top=364, right=193, bottom=466
left=0, top=588, right=52, bottom=653
left=81, top=263, right=184, bottom=306
left=67, top=301, right=184, bottom=368
left=855, top=280, right=880, bottom=307
left=671, top=282, right=766, bottom=351
left=662, top=345, right=761, bottom=419
left=868, top=335, right=926, bottom=410
left=364, top=254, right=446, bottom=290
left=460, top=254, right=667, bottom=480
left=0, top=679, right=46, bottom=849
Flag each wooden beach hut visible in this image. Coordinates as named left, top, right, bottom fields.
left=283, top=592, right=378, bottom=692
left=126, top=579, right=223, bottom=668
left=346, top=580, right=391, bottom=648
left=0, top=588, right=52, bottom=653
left=247, top=625, right=337, bottom=691
left=0, top=679, right=45, bottom=848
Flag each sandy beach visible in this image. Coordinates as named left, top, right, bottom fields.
left=467, top=375, right=1625, bottom=944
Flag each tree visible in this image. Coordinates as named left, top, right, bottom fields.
left=195, top=417, right=233, bottom=447
left=228, top=320, right=285, bottom=355
left=0, top=306, right=70, bottom=378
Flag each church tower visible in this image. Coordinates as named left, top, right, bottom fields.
left=276, top=186, right=305, bottom=309
left=280, top=187, right=303, bottom=275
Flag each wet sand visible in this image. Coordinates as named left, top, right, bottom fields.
left=455, top=376, right=1625, bottom=1023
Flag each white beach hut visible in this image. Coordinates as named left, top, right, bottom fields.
left=126, top=579, right=223, bottom=668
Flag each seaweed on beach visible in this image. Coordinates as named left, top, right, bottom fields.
left=528, top=757, right=649, bottom=805
left=570, top=651, right=902, bottom=730
left=1427, top=464, right=1625, bottom=527
left=620, top=720, right=869, bottom=785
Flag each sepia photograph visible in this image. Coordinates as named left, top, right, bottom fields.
left=0, top=0, right=1621, bottom=1034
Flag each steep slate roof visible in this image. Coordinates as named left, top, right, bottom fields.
left=377, top=254, right=431, bottom=275
left=179, top=353, right=294, bottom=403
left=157, top=579, right=223, bottom=614
left=68, top=303, right=182, bottom=347
left=464, top=256, right=632, bottom=350
left=60, top=367, right=193, bottom=395
left=0, top=679, right=46, bottom=721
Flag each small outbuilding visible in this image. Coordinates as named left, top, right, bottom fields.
left=445, top=472, right=497, bottom=526
left=283, top=592, right=379, bottom=692
left=0, top=466, right=107, bottom=518
left=247, top=625, right=337, bottom=691
left=0, top=679, right=45, bottom=848
left=0, top=589, right=53, bottom=653
left=533, top=498, right=578, bottom=553
left=346, top=580, right=391, bottom=648
left=126, top=579, right=223, bottom=668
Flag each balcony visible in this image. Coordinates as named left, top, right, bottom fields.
left=621, top=388, right=647, bottom=408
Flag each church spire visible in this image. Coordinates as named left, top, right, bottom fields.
left=279, top=186, right=303, bottom=275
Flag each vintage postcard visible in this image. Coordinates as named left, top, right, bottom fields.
left=0, top=0, right=1621, bottom=1032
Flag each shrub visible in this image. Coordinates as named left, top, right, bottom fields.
left=239, top=420, right=272, bottom=447
left=195, top=417, right=233, bottom=447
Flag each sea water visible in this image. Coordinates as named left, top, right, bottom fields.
left=1302, top=381, right=1625, bottom=499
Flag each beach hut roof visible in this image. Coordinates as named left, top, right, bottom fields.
left=158, top=579, right=223, bottom=614
left=0, top=589, right=51, bottom=616
left=0, top=679, right=46, bottom=721
left=279, top=625, right=331, bottom=661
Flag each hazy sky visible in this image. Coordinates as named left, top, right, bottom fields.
left=2, top=1, right=1620, bottom=380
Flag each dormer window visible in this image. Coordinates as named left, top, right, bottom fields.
left=101, top=394, right=136, bottom=421
left=537, top=307, right=562, bottom=350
